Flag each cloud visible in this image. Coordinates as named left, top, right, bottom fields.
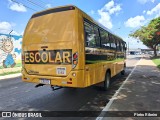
left=124, top=37, right=148, bottom=49
left=0, top=21, right=20, bottom=35
left=137, top=0, right=155, bottom=4
left=101, top=0, right=121, bottom=15
left=45, top=4, right=52, bottom=8
left=98, top=10, right=112, bottom=29
left=143, top=10, right=146, bottom=14
left=98, top=0, right=122, bottom=29
left=146, top=3, right=160, bottom=17
left=102, top=0, right=114, bottom=11
left=8, top=0, right=27, bottom=12
left=0, top=22, right=12, bottom=34
left=124, top=16, right=145, bottom=28
left=90, top=10, right=95, bottom=15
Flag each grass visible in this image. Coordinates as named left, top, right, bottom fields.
left=0, top=70, right=21, bottom=76
left=0, top=62, right=22, bottom=76
left=0, top=62, right=22, bottom=69
left=152, top=56, right=160, bottom=69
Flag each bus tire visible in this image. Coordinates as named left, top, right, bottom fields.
left=103, top=71, right=110, bottom=91
left=121, top=64, right=126, bottom=75
left=121, top=70, right=125, bottom=75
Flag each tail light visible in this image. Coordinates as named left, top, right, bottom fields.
left=72, top=52, right=78, bottom=69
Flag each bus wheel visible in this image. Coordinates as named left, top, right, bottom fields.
left=121, top=69, right=125, bottom=75
left=104, top=72, right=110, bottom=91
left=121, top=64, right=126, bottom=75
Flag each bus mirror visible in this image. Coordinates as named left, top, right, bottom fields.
left=125, top=47, right=127, bottom=51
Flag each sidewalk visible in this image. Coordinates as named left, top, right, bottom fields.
left=0, top=73, right=21, bottom=80
left=100, top=57, right=160, bottom=120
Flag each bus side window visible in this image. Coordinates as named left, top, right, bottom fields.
left=100, top=29, right=110, bottom=49
left=110, top=35, right=116, bottom=50
left=121, top=42, right=124, bottom=52
left=119, top=41, right=122, bottom=51
left=117, top=39, right=122, bottom=51
left=93, top=26, right=100, bottom=47
left=84, top=21, right=96, bottom=47
left=124, top=42, right=127, bottom=51
left=121, top=42, right=126, bottom=52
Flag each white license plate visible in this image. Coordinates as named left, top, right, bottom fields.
left=40, top=79, right=51, bottom=84
left=56, top=67, right=66, bottom=75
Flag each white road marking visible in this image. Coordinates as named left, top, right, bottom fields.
left=96, top=58, right=141, bottom=120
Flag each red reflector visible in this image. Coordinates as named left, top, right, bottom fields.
left=67, top=82, right=72, bottom=84
left=73, top=54, right=78, bottom=59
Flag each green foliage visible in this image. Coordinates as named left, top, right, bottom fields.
left=0, top=70, right=21, bottom=76
left=130, top=17, right=160, bottom=56
left=152, top=57, right=160, bottom=69
left=0, top=63, right=22, bottom=69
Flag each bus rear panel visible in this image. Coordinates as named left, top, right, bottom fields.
left=22, top=6, right=85, bottom=88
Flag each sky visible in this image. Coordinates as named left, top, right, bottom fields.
left=0, top=0, right=160, bottom=49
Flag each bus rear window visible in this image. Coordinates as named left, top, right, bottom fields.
left=31, top=6, right=75, bottom=18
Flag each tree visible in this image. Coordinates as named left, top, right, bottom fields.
left=130, top=17, right=160, bottom=56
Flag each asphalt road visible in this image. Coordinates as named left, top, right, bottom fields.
left=0, top=55, right=141, bottom=119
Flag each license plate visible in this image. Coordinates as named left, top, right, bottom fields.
left=56, top=67, right=66, bottom=75
left=40, top=79, right=51, bottom=84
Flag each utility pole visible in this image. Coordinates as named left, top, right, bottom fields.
left=128, top=41, right=129, bottom=55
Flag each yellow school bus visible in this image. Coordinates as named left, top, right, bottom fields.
left=22, top=5, right=126, bottom=90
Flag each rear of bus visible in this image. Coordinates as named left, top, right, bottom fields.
left=22, top=6, right=85, bottom=88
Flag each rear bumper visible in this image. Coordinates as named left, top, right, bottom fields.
left=22, top=68, right=85, bottom=88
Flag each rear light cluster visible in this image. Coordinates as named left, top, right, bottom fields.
left=72, top=52, right=78, bottom=69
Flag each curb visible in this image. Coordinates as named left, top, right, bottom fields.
left=0, top=73, right=22, bottom=80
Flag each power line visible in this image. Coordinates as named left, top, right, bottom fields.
left=33, top=0, right=53, bottom=9
left=35, top=0, right=47, bottom=7
left=26, top=0, right=45, bottom=9
left=11, top=0, right=37, bottom=11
